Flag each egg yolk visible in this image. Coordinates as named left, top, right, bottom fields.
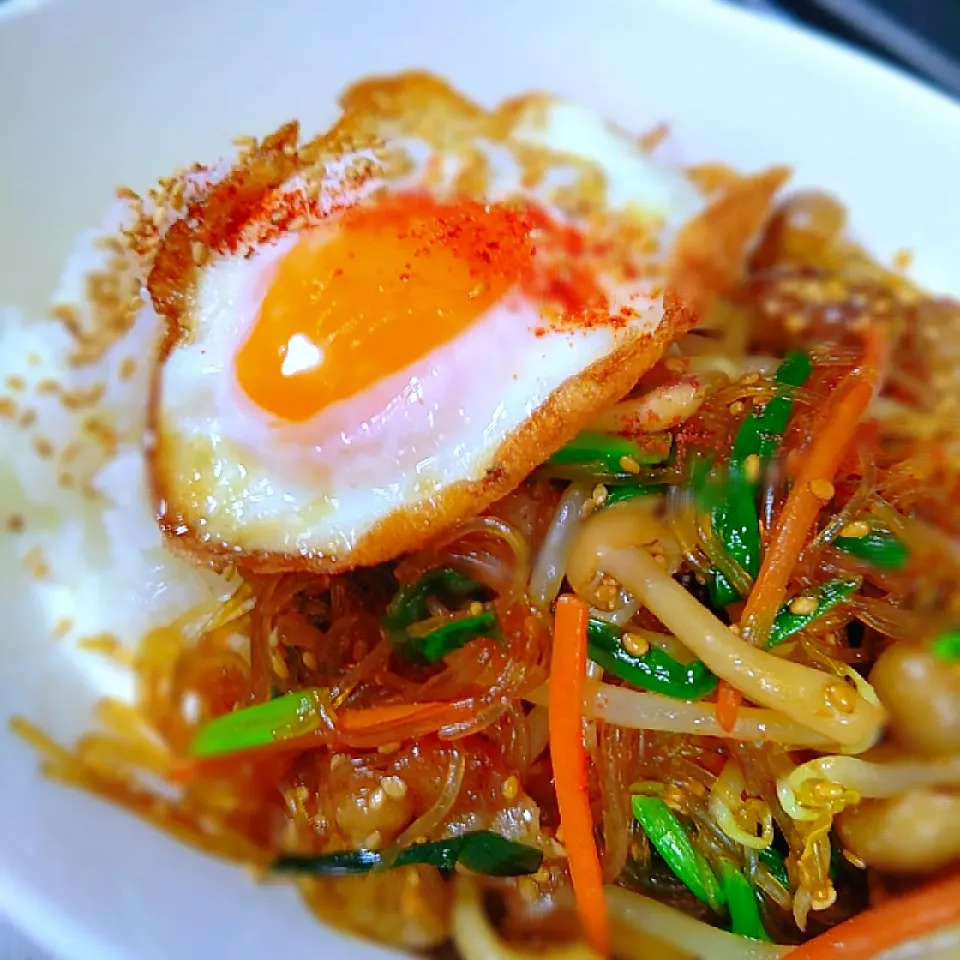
left=236, top=193, right=538, bottom=423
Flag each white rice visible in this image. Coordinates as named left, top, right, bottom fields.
left=0, top=197, right=232, bottom=699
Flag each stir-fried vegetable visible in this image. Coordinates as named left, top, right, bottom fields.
left=587, top=618, right=718, bottom=699
left=719, top=860, right=771, bottom=941
left=718, top=330, right=885, bottom=730
left=710, top=351, right=812, bottom=606
left=543, top=430, right=672, bottom=482
left=632, top=795, right=724, bottom=910
left=834, top=528, right=909, bottom=571
left=189, top=688, right=326, bottom=759
left=382, top=568, right=498, bottom=662
left=932, top=627, right=960, bottom=661
left=272, top=830, right=543, bottom=877
left=767, top=578, right=861, bottom=648
left=383, top=568, right=486, bottom=637
left=405, top=610, right=499, bottom=663
left=551, top=595, right=609, bottom=955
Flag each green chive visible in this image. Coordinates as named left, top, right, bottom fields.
left=587, top=619, right=717, bottom=700
left=632, top=795, right=724, bottom=910
left=189, top=688, right=325, bottom=759
left=410, top=609, right=499, bottom=663
left=719, top=860, right=771, bottom=941
left=931, top=628, right=960, bottom=661
left=834, top=529, right=909, bottom=571
left=768, top=578, right=861, bottom=649
left=758, top=846, right=790, bottom=889
left=603, top=482, right=666, bottom=508
left=383, top=568, right=485, bottom=635
left=271, top=830, right=543, bottom=878
left=710, top=352, right=812, bottom=607
left=546, top=430, right=672, bottom=476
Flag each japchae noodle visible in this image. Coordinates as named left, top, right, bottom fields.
left=15, top=184, right=960, bottom=958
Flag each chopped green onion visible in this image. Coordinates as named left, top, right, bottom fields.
left=632, top=795, right=724, bottom=910
left=546, top=430, right=672, bottom=478
left=602, top=482, right=666, bottom=508
left=719, top=860, right=771, bottom=942
left=587, top=619, right=717, bottom=700
left=834, top=529, right=909, bottom=571
left=768, top=577, right=861, bottom=649
left=758, top=846, right=790, bottom=889
left=271, top=830, right=543, bottom=878
left=189, top=688, right=326, bottom=759
left=932, top=628, right=960, bottom=662
left=408, top=609, right=498, bottom=663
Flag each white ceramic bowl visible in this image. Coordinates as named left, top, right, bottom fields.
left=2, top=1, right=960, bottom=958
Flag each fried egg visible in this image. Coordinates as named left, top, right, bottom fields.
left=143, top=72, right=785, bottom=573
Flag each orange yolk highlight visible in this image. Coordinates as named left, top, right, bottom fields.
left=236, top=193, right=538, bottom=422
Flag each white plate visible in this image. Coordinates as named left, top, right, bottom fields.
left=2, top=1, right=960, bottom=958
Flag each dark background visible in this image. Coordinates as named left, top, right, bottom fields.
left=729, top=0, right=960, bottom=98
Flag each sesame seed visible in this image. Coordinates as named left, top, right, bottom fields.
left=468, top=601, right=485, bottom=616
left=839, top=520, right=870, bottom=539
left=729, top=624, right=742, bottom=635
left=663, top=786, right=685, bottom=811
left=5, top=375, right=25, bottom=392
left=842, top=849, right=867, bottom=869
left=789, top=596, right=819, bottom=616
left=592, top=484, right=609, bottom=508
left=619, top=455, right=641, bottom=475
left=579, top=499, right=597, bottom=519
left=784, top=313, right=808, bottom=333
left=824, top=680, right=856, bottom=714
left=501, top=775, right=520, bottom=801
left=271, top=651, right=289, bottom=679
left=302, top=651, right=317, bottom=670
left=812, top=780, right=844, bottom=801
left=377, top=741, right=401, bottom=755
left=809, top=479, right=835, bottom=501
left=33, top=437, right=54, bottom=459
left=25, top=546, right=49, bottom=579
left=381, top=776, right=408, bottom=800
left=52, top=617, right=73, bottom=639
left=728, top=400, right=745, bottom=415
left=743, top=453, right=761, bottom=484
left=621, top=632, right=650, bottom=658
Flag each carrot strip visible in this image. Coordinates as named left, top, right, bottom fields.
left=787, top=873, right=960, bottom=960
left=337, top=701, right=455, bottom=733
left=720, top=329, right=885, bottom=728
left=550, top=594, right=609, bottom=955
left=715, top=682, right=740, bottom=733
